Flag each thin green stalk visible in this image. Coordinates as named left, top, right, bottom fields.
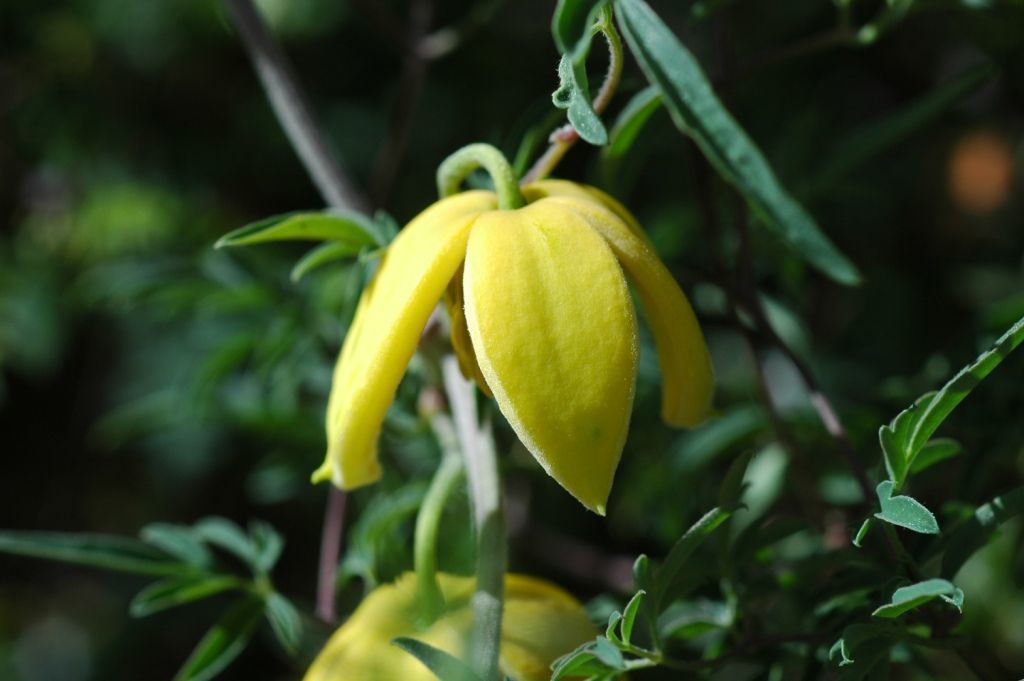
left=441, top=356, right=506, bottom=680
left=414, top=440, right=464, bottom=625
left=437, top=143, right=524, bottom=210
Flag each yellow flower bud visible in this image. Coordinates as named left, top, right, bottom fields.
left=314, top=180, right=714, bottom=513
left=304, top=572, right=596, bottom=681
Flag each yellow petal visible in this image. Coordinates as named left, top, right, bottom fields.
left=463, top=200, right=639, bottom=513
left=314, top=191, right=496, bottom=489
left=444, top=264, right=493, bottom=397
left=530, top=183, right=715, bottom=428
left=303, top=573, right=595, bottom=681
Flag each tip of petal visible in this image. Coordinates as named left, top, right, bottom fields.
left=311, top=450, right=382, bottom=490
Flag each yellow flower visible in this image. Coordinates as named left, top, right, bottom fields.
left=304, top=572, right=596, bottom=681
left=314, top=179, right=714, bottom=513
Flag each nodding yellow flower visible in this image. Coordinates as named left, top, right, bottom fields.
left=314, top=178, right=714, bottom=513
left=304, top=572, right=596, bottom=681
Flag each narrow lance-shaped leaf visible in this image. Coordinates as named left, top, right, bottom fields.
left=264, top=592, right=303, bottom=654
left=215, top=210, right=380, bottom=249
left=614, top=0, right=861, bottom=285
left=391, top=637, right=483, bottom=681
left=0, top=531, right=187, bottom=576
left=173, top=598, right=265, bottom=681
left=290, top=242, right=366, bottom=282
left=880, top=313, right=1024, bottom=488
left=602, top=85, right=661, bottom=168
left=140, top=523, right=214, bottom=568
left=656, top=506, right=731, bottom=607
left=131, top=575, right=242, bottom=618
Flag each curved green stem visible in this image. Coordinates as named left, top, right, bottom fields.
left=414, top=440, right=464, bottom=626
left=437, top=143, right=524, bottom=210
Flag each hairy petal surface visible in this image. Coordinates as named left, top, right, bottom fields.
left=315, top=191, right=496, bottom=489
left=463, top=201, right=639, bottom=513
left=303, top=573, right=594, bottom=681
left=532, top=185, right=714, bottom=427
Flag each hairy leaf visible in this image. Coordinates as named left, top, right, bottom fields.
left=874, top=481, right=939, bottom=535
left=871, top=578, right=963, bottom=618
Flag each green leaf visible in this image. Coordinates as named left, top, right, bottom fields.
left=658, top=599, right=731, bottom=641
left=553, top=53, right=608, bottom=145
left=130, top=575, right=241, bottom=618
left=604, top=86, right=661, bottom=161
left=880, top=314, right=1024, bottom=488
left=909, top=438, right=963, bottom=475
left=264, top=592, right=302, bottom=655
left=552, top=0, right=607, bottom=58
left=214, top=210, right=379, bottom=249
left=878, top=392, right=936, bottom=485
left=852, top=518, right=873, bottom=548
left=657, top=507, right=731, bottom=606
left=614, top=0, right=861, bottom=285
left=591, top=637, right=626, bottom=668
left=0, top=531, right=186, bottom=576
left=619, top=590, right=645, bottom=644
left=718, top=451, right=753, bottom=509
left=872, top=578, right=964, bottom=618
left=247, top=521, right=284, bottom=575
left=551, top=641, right=618, bottom=680
left=811, top=64, right=995, bottom=193
left=173, top=598, right=264, bottom=681
left=672, top=404, right=767, bottom=473
left=392, top=637, right=483, bottom=681
left=828, top=624, right=899, bottom=675
left=337, top=485, right=427, bottom=589
left=873, top=481, right=939, bottom=535
left=942, top=485, right=1024, bottom=577
left=140, top=523, right=213, bottom=568
left=193, top=517, right=256, bottom=570
left=290, top=242, right=366, bottom=282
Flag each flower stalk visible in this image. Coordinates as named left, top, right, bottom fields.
left=442, top=356, right=506, bottom=680
left=413, top=420, right=464, bottom=625
left=437, top=143, right=525, bottom=210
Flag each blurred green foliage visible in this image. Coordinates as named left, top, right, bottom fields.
left=1, top=0, right=1023, bottom=680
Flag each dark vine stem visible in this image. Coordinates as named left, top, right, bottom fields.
left=224, top=0, right=374, bottom=624
left=224, top=0, right=368, bottom=214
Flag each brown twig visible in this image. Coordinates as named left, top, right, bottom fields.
left=225, top=0, right=374, bottom=624
left=224, top=0, right=368, bottom=213
left=370, top=0, right=434, bottom=207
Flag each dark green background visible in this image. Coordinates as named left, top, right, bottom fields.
left=1, top=0, right=1023, bottom=679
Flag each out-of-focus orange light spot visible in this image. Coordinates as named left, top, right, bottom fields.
left=948, top=130, right=1015, bottom=215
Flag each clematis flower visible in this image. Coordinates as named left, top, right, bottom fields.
left=304, top=572, right=596, bottom=681
left=314, top=179, right=714, bottom=513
